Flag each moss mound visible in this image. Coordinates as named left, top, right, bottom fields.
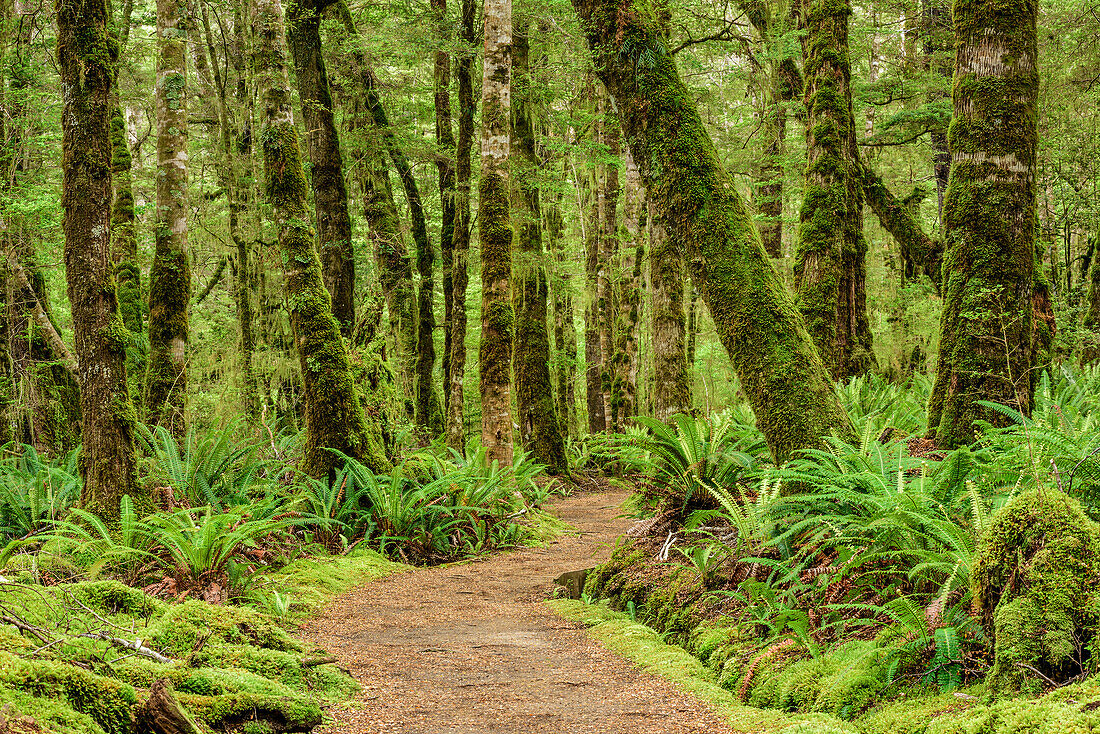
left=972, top=489, right=1100, bottom=697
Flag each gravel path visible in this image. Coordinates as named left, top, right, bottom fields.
left=296, top=487, right=741, bottom=734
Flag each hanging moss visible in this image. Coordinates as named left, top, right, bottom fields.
left=571, top=0, right=853, bottom=463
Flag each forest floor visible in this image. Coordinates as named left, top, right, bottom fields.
left=296, top=484, right=744, bottom=734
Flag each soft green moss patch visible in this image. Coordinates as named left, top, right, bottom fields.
left=261, top=546, right=409, bottom=617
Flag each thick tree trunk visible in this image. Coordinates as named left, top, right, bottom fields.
left=145, top=0, right=192, bottom=434
left=287, top=0, right=355, bottom=337
left=478, top=0, right=514, bottom=468
left=58, top=0, right=142, bottom=519
left=445, top=0, right=475, bottom=454
left=571, top=0, right=854, bottom=463
left=927, top=0, right=1042, bottom=448
left=511, top=20, right=567, bottom=475
left=253, top=0, right=389, bottom=478
left=649, top=197, right=690, bottom=422
left=795, top=0, right=875, bottom=380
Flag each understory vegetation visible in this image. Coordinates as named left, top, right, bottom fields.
left=567, top=364, right=1100, bottom=733
left=0, top=426, right=561, bottom=733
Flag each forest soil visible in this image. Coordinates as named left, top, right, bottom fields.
left=297, top=484, right=742, bottom=733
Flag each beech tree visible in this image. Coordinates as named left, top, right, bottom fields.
left=927, top=0, right=1045, bottom=447
left=145, top=0, right=192, bottom=433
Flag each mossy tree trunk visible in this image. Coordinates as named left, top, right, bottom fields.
left=649, top=197, right=690, bottom=423
left=445, top=0, right=475, bottom=454
left=582, top=166, right=606, bottom=434
left=287, top=0, right=355, bottom=337
left=548, top=191, right=578, bottom=439
left=433, top=0, right=456, bottom=421
left=110, top=0, right=142, bottom=347
left=253, top=0, right=389, bottom=478
left=927, top=0, right=1042, bottom=448
left=511, top=19, right=567, bottom=475
left=794, top=0, right=875, bottom=380
left=923, top=0, right=952, bottom=221
left=596, top=90, right=619, bottom=430
left=861, top=168, right=942, bottom=286
left=145, top=0, right=191, bottom=434
left=58, top=0, right=143, bottom=519
left=477, top=0, right=514, bottom=468
left=614, top=146, right=644, bottom=428
left=571, top=0, right=854, bottom=463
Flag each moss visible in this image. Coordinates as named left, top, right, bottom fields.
left=971, top=489, right=1100, bottom=698
left=0, top=651, right=136, bottom=734
left=67, top=580, right=168, bottom=617
left=0, top=684, right=105, bottom=734
left=145, top=600, right=302, bottom=658
left=176, top=691, right=321, bottom=732
left=860, top=692, right=976, bottom=734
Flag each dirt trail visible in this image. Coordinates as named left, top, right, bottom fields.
left=297, top=488, right=741, bottom=734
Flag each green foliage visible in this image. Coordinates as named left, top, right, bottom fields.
left=0, top=445, right=80, bottom=542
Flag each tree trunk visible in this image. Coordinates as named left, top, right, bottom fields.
left=287, top=0, right=355, bottom=337
left=433, top=0, right=456, bottom=421
left=111, top=0, right=142, bottom=346
left=253, top=0, right=389, bottom=478
left=582, top=166, right=605, bottom=434
left=571, top=0, right=854, bottom=463
left=862, top=167, right=942, bottom=286
left=58, top=0, right=142, bottom=519
left=548, top=192, right=578, bottom=438
left=445, top=0, right=475, bottom=454
left=478, top=0, right=514, bottom=468
left=927, top=0, right=1042, bottom=448
left=923, top=0, right=951, bottom=222
left=145, top=0, right=192, bottom=434
left=596, top=90, right=619, bottom=430
left=794, top=0, right=875, bottom=380
left=614, top=146, right=643, bottom=427
left=511, top=19, right=567, bottom=475
left=649, top=197, right=690, bottom=422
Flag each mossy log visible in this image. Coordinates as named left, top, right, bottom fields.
left=571, top=0, right=853, bottom=462
left=137, top=679, right=201, bottom=734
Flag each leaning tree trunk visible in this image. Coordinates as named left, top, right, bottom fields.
left=511, top=19, right=567, bottom=475
left=253, top=0, right=389, bottom=478
left=287, top=0, right=355, bottom=337
left=57, top=0, right=143, bottom=519
left=927, top=0, right=1042, bottom=448
left=478, top=0, right=514, bottom=468
left=571, top=0, right=854, bottom=463
left=649, top=197, right=690, bottom=422
left=145, top=0, right=192, bottom=434
left=445, top=0, right=475, bottom=454
left=794, top=0, right=875, bottom=380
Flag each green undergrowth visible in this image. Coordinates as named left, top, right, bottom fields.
left=0, top=579, right=357, bottom=734
left=551, top=597, right=1100, bottom=734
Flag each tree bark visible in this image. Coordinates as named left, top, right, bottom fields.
left=58, top=0, right=142, bottom=519
left=649, top=197, right=689, bottom=422
left=571, top=0, right=854, bottom=463
left=287, top=0, right=355, bottom=337
left=596, top=89, right=619, bottom=430
left=433, top=0, right=456, bottom=422
left=445, top=0, right=476, bottom=454
left=548, top=190, right=578, bottom=438
left=253, top=0, right=389, bottom=478
left=614, top=146, right=643, bottom=428
left=145, top=0, right=192, bottom=434
left=582, top=165, right=605, bottom=434
left=511, top=19, right=567, bottom=475
left=927, top=0, right=1043, bottom=448
left=478, top=0, right=514, bottom=468
left=794, top=0, right=875, bottom=380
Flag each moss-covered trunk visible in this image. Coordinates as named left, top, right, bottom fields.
left=433, top=0, right=456, bottom=421
left=923, top=0, right=952, bottom=221
left=571, top=0, right=853, bottom=463
left=794, top=0, right=874, bottom=380
left=862, top=167, right=942, bottom=286
left=649, top=198, right=690, bottom=423
left=596, top=90, right=619, bottom=430
left=253, top=0, right=389, bottom=478
left=927, top=0, right=1041, bottom=447
left=445, top=0, right=475, bottom=454
left=478, top=0, right=514, bottom=468
left=145, top=0, right=191, bottom=434
left=548, top=192, right=578, bottom=439
left=582, top=164, right=606, bottom=434
left=511, top=20, right=567, bottom=476
left=58, top=0, right=142, bottom=519
left=614, top=146, right=643, bottom=428
left=287, top=0, right=355, bottom=337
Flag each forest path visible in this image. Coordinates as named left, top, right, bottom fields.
left=296, top=487, right=743, bottom=734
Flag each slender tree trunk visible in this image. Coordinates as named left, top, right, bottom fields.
left=795, top=0, right=874, bottom=380
left=548, top=191, right=578, bottom=438
left=478, top=0, right=514, bottom=468
left=433, top=0, right=456, bottom=420
left=597, top=90, right=619, bottom=430
left=445, top=0, right=475, bottom=454
left=511, top=19, right=567, bottom=475
left=649, top=196, right=689, bottom=422
left=58, top=0, right=142, bottom=518
left=200, top=4, right=259, bottom=421
left=253, top=0, right=389, bottom=477
left=287, top=0, right=355, bottom=336
left=923, top=0, right=951, bottom=223
left=572, top=0, right=854, bottom=463
left=927, top=0, right=1042, bottom=448
left=145, top=0, right=192, bottom=433
left=582, top=166, right=605, bottom=433
left=111, top=0, right=142, bottom=345
left=615, top=146, right=643, bottom=427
